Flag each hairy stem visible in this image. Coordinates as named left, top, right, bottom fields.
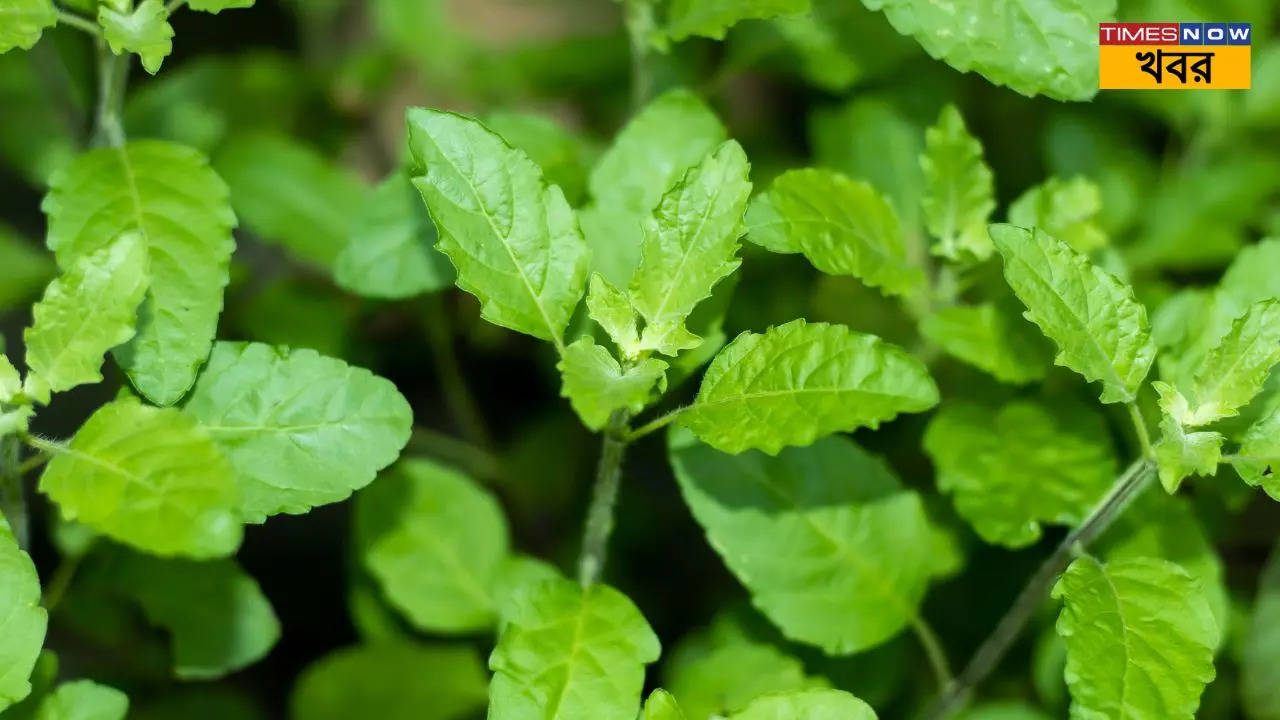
left=924, top=459, right=1155, bottom=719
left=92, top=40, right=128, bottom=148
left=912, top=616, right=954, bottom=690
left=423, top=296, right=493, bottom=450
left=577, top=410, right=631, bottom=586
left=0, top=435, right=28, bottom=549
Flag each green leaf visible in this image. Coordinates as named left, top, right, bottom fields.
left=182, top=341, right=413, bottom=522
left=23, top=232, right=149, bottom=398
left=923, top=399, right=1116, bottom=548
left=334, top=173, right=453, bottom=299
left=490, top=554, right=560, bottom=626
left=1179, top=300, right=1280, bottom=426
left=291, top=642, right=488, bottom=720
left=1234, top=408, right=1280, bottom=500
left=989, top=224, right=1156, bottom=404
left=644, top=690, right=687, bottom=720
left=728, top=689, right=877, bottom=720
left=919, top=303, right=1051, bottom=384
left=43, top=140, right=236, bottom=406
left=0, top=0, right=55, bottom=53
left=744, top=190, right=799, bottom=255
left=98, top=0, right=174, bottom=74
left=0, top=353, right=21, bottom=403
left=956, top=702, right=1052, bottom=720
left=630, top=141, right=752, bottom=355
left=354, top=459, right=509, bottom=634
left=920, top=105, right=994, bottom=261
left=1242, top=541, right=1280, bottom=720
left=663, top=0, right=810, bottom=42
left=582, top=89, right=727, bottom=286
left=111, top=553, right=278, bottom=679
left=1008, top=176, right=1107, bottom=254
left=39, top=397, right=241, bottom=558
left=670, top=431, right=938, bottom=654
left=665, top=634, right=825, bottom=720
left=558, top=337, right=667, bottom=430
left=407, top=108, right=589, bottom=349
left=683, top=319, right=938, bottom=455
left=33, top=681, right=128, bottom=720
left=187, top=0, right=254, bottom=12
left=0, top=515, right=46, bottom=712
left=1152, top=412, right=1223, bottom=493
left=488, top=576, right=660, bottom=720
left=486, top=111, right=591, bottom=206
left=215, top=133, right=368, bottom=269
left=1052, top=556, right=1218, bottom=720
left=586, top=273, right=642, bottom=358
left=859, top=0, right=1114, bottom=101
left=746, top=168, right=922, bottom=297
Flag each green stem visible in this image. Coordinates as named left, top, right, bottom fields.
left=923, top=459, right=1155, bottom=720
left=91, top=39, right=128, bottom=148
left=912, top=616, right=954, bottom=690
left=1127, top=401, right=1154, bottom=459
left=0, top=435, right=28, bottom=549
left=164, top=0, right=187, bottom=15
left=422, top=296, right=493, bottom=449
left=406, top=427, right=501, bottom=480
left=55, top=9, right=102, bottom=37
left=43, top=540, right=95, bottom=613
left=622, top=0, right=655, bottom=112
left=577, top=411, right=631, bottom=586
left=624, top=405, right=688, bottom=442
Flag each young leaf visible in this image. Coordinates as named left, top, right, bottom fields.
left=859, top=0, right=1113, bottom=101
left=188, top=0, right=255, bottom=12
left=683, top=319, right=938, bottom=455
left=1242, top=542, right=1280, bottom=720
left=923, top=400, right=1116, bottom=548
left=1008, top=176, right=1107, bottom=254
left=354, top=459, right=509, bottom=634
left=0, top=515, right=46, bottom=712
left=670, top=431, right=938, bottom=654
left=989, top=224, right=1156, bottom=404
left=23, top=232, right=149, bottom=398
left=32, top=680, right=128, bottom=720
left=582, top=89, right=726, bottom=285
left=663, top=0, right=810, bottom=42
left=39, top=397, right=241, bottom=558
left=98, top=0, right=174, bottom=74
left=1152, top=414, right=1223, bottom=493
left=630, top=141, right=752, bottom=355
left=0, top=0, right=55, bottom=53
left=215, top=133, right=369, bottom=269
left=43, top=141, right=236, bottom=406
left=406, top=108, right=589, bottom=350
left=334, top=173, right=454, bottom=299
left=181, top=342, right=413, bottom=523
left=919, top=303, right=1051, bottom=384
left=1233, top=408, right=1280, bottom=500
left=665, top=634, right=826, bottom=719
left=1181, top=299, right=1280, bottom=426
left=0, top=353, right=21, bottom=403
left=746, top=169, right=923, bottom=297
left=1052, top=556, right=1218, bottom=720
left=488, top=576, right=660, bottom=720
left=644, top=689, right=687, bottom=720
left=110, top=553, right=278, bottom=679
left=586, top=273, right=642, bottom=358
left=558, top=337, right=667, bottom=430
left=920, top=105, right=995, bottom=261
left=728, top=689, right=877, bottom=719
left=291, top=642, right=488, bottom=720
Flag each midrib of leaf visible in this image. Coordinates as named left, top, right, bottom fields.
left=46, top=440, right=165, bottom=495
left=405, top=524, right=495, bottom=613
left=1096, top=563, right=1138, bottom=717
left=731, top=453, right=918, bottom=620
left=420, top=133, right=566, bottom=353
left=37, top=273, right=127, bottom=381
left=1194, top=327, right=1276, bottom=411
left=539, top=591, right=591, bottom=720
left=779, top=216, right=900, bottom=264
left=645, top=177, right=728, bottom=327
left=1009, top=246, right=1130, bottom=399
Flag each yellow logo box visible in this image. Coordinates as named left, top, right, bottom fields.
left=1100, top=45, right=1251, bottom=89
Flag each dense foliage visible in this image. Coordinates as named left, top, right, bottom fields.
left=1, top=1, right=1279, bottom=718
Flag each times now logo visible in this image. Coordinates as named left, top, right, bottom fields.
left=1099, top=22, right=1252, bottom=45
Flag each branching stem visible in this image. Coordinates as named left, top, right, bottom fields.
left=912, top=616, right=954, bottom=690
left=577, top=411, right=631, bottom=586
left=924, top=458, right=1155, bottom=719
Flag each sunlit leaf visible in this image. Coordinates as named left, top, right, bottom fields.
left=0, top=515, right=46, bottom=712
left=920, top=105, right=994, bottom=261
left=98, top=0, right=174, bottom=74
